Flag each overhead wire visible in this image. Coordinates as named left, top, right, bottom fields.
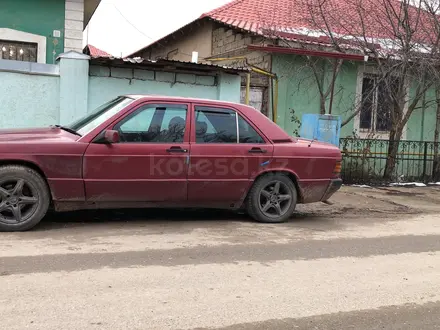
left=101, top=2, right=207, bottom=59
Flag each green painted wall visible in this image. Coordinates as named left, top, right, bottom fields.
left=405, top=84, right=437, bottom=141
left=272, top=54, right=438, bottom=142
left=0, top=0, right=65, bottom=63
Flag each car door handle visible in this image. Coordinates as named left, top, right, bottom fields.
left=248, top=147, right=267, bottom=153
left=166, top=146, right=188, bottom=153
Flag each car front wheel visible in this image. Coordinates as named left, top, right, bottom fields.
left=246, top=173, right=298, bottom=223
left=0, top=165, right=50, bottom=232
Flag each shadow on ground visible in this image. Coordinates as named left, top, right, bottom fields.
left=32, top=185, right=438, bottom=232
left=35, top=208, right=328, bottom=232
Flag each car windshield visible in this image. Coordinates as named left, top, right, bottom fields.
left=66, top=96, right=135, bottom=136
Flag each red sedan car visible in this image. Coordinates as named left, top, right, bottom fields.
left=0, top=95, right=342, bottom=231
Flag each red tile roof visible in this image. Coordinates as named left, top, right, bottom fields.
left=84, top=44, right=111, bottom=57
left=128, top=0, right=438, bottom=57
left=202, top=0, right=436, bottom=44
left=201, top=0, right=301, bottom=33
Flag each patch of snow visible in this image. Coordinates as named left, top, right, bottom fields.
left=351, top=184, right=372, bottom=188
left=428, top=182, right=440, bottom=186
left=389, top=182, right=427, bottom=187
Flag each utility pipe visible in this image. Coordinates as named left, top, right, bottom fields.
left=245, top=73, right=251, bottom=105
left=209, top=56, right=279, bottom=122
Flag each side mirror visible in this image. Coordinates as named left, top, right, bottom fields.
left=103, top=130, right=120, bottom=144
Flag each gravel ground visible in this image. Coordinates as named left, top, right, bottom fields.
left=1, top=186, right=440, bottom=330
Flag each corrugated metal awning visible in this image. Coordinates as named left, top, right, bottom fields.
left=89, top=56, right=250, bottom=75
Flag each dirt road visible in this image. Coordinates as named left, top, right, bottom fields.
left=1, top=186, right=440, bottom=329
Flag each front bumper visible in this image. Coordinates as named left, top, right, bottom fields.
left=321, top=178, right=343, bottom=201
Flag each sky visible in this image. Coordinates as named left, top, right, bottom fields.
left=84, top=0, right=233, bottom=57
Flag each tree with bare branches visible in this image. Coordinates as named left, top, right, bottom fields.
left=263, top=0, right=440, bottom=179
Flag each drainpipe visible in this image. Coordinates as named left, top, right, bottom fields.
left=245, top=73, right=251, bottom=105
left=208, top=56, right=279, bottom=123
left=250, top=65, right=278, bottom=122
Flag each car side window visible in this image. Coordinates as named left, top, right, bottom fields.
left=195, top=107, right=237, bottom=143
left=114, top=104, right=187, bottom=143
left=238, top=115, right=265, bottom=143
left=194, top=106, right=264, bottom=144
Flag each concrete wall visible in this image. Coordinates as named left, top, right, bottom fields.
left=88, top=65, right=240, bottom=111
left=210, top=25, right=272, bottom=116
left=0, top=60, right=60, bottom=128
left=139, top=20, right=214, bottom=62
left=0, top=54, right=241, bottom=129
left=211, top=25, right=271, bottom=75
left=132, top=22, right=274, bottom=115
left=212, top=26, right=255, bottom=57
left=0, top=0, right=66, bottom=64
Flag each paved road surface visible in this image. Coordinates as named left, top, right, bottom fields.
left=1, top=204, right=440, bottom=329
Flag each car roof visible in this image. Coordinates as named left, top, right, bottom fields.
left=123, top=94, right=294, bottom=143
left=124, top=94, right=242, bottom=106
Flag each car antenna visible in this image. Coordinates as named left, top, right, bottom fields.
left=308, top=137, right=316, bottom=147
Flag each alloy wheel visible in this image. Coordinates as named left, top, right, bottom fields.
left=0, top=178, right=39, bottom=225
left=258, top=180, right=293, bottom=218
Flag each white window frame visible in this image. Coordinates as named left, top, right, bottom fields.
left=0, top=28, right=46, bottom=63
left=354, top=65, right=409, bottom=140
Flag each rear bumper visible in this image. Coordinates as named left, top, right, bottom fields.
left=321, top=178, right=343, bottom=201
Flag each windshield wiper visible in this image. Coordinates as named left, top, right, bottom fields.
left=53, top=125, right=82, bottom=136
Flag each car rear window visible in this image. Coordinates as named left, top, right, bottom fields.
left=195, top=106, right=264, bottom=144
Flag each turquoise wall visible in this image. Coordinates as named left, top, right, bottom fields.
left=272, top=54, right=438, bottom=141
left=0, top=71, right=59, bottom=128
left=406, top=84, right=437, bottom=141
left=0, top=59, right=242, bottom=129
left=87, top=65, right=241, bottom=112
left=272, top=54, right=358, bottom=137
left=0, top=0, right=65, bottom=63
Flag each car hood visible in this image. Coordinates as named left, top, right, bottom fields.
left=0, top=127, right=79, bottom=143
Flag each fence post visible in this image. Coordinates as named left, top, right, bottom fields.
left=422, top=142, right=428, bottom=182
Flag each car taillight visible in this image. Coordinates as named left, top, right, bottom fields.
left=333, top=160, right=342, bottom=177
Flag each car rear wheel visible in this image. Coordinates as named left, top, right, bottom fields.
left=0, top=165, right=50, bottom=232
left=246, top=173, right=297, bottom=223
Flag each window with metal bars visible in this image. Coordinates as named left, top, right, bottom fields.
left=359, top=73, right=398, bottom=132
left=0, top=40, right=37, bottom=62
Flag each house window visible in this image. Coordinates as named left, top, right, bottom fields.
left=359, top=74, right=398, bottom=132
left=0, top=40, right=37, bottom=62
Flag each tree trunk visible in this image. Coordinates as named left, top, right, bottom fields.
left=383, top=125, right=404, bottom=181
left=320, top=97, right=326, bottom=115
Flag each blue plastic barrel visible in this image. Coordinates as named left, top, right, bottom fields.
left=299, top=114, right=341, bottom=146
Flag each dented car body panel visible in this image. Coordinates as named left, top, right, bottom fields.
left=0, top=95, right=342, bottom=212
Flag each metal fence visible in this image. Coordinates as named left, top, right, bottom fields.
left=340, top=138, right=440, bottom=185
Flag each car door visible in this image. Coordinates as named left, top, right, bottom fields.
left=188, top=104, right=274, bottom=206
left=83, top=102, right=191, bottom=202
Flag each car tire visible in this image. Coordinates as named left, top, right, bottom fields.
left=0, top=165, right=50, bottom=232
left=246, top=173, right=297, bottom=223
